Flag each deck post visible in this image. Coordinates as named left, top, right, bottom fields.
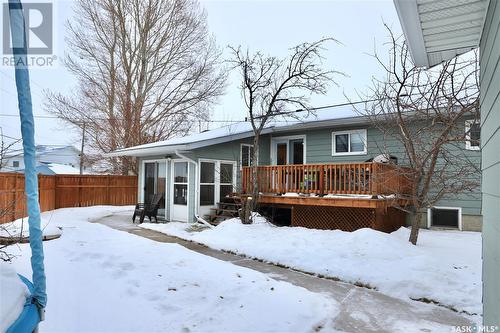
left=319, top=164, right=324, bottom=195
left=371, top=163, right=378, bottom=196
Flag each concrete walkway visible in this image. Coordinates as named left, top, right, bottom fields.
left=96, top=211, right=474, bottom=333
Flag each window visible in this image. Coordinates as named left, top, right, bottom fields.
left=332, top=129, right=367, bottom=156
left=198, top=160, right=236, bottom=212
left=173, top=162, right=188, bottom=205
left=465, top=120, right=480, bottom=150
left=240, top=144, right=254, bottom=167
left=12, top=160, right=19, bottom=168
left=200, top=162, right=215, bottom=206
left=428, top=207, right=461, bottom=230
left=220, top=163, right=234, bottom=200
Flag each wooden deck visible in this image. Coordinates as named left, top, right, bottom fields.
left=241, top=162, right=413, bottom=203
left=240, top=162, right=414, bottom=231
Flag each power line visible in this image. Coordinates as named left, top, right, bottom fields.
left=0, top=98, right=374, bottom=122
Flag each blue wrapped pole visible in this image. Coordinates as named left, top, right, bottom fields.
left=8, top=0, right=47, bottom=311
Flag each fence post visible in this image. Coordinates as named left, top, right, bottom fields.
left=78, top=176, right=82, bottom=207
left=13, top=174, right=18, bottom=221
left=106, top=176, right=111, bottom=205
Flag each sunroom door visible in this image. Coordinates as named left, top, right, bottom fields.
left=143, top=161, right=166, bottom=218
left=172, top=161, right=189, bottom=222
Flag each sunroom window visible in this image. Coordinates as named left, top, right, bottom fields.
left=200, top=162, right=215, bottom=206
left=332, top=129, right=367, bottom=156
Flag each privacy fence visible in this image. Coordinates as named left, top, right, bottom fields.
left=0, top=173, right=138, bottom=224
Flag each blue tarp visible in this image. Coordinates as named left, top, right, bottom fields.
left=7, top=0, right=47, bottom=322
left=6, top=276, right=41, bottom=333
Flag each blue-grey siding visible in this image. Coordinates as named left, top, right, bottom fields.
left=480, top=0, right=500, bottom=325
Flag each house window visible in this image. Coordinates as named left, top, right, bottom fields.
left=12, top=160, right=19, bottom=168
left=332, top=129, right=367, bottom=156
left=220, top=163, right=234, bottom=200
left=240, top=144, right=254, bottom=167
left=465, top=120, right=480, bottom=150
left=428, top=207, right=461, bottom=230
left=200, top=162, right=215, bottom=206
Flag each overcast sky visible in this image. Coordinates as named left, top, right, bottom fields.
left=0, top=0, right=402, bottom=150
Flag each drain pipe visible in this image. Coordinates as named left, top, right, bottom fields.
left=174, top=150, right=213, bottom=228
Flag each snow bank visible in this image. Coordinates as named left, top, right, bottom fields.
left=141, top=219, right=482, bottom=315
left=0, top=262, right=29, bottom=333
left=6, top=206, right=338, bottom=332
left=0, top=216, right=62, bottom=239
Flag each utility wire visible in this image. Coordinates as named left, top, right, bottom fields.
left=0, top=98, right=374, bottom=122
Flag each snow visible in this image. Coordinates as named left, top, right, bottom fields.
left=113, top=105, right=360, bottom=154
left=5, top=206, right=340, bottom=332
left=0, top=215, right=62, bottom=239
left=44, top=163, right=80, bottom=175
left=0, top=262, right=30, bottom=333
left=141, top=219, right=482, bottom=315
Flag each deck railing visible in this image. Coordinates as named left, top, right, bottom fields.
left=241, top=162, right=414, bottom=196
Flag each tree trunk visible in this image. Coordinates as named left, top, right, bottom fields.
left=409, top=210, right=422, bottom=245
left=247, top=133, right=260, bottom=224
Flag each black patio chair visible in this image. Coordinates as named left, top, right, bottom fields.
left=132, top=193, right=163, bottom=224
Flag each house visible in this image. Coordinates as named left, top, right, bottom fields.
left=393, top=0, right=499, bottom=325
left=1, top=145, right=82, bottom=174
left=17, top=162, right=81, bottom=175
left=110, top=105, right=481, bottom=232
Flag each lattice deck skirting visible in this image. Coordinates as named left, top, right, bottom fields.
left=291, top=206, right=406, bottom=232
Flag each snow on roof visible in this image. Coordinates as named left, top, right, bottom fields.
left=45, top=163, right=81, bottom=175
left=110, top=105, right=365, bottom=157
left=16, top=163, right=81, bottom=175
left=5, top=145, right=79, bottom=159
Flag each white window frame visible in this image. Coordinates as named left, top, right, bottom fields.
left=198, top=159, right=237, bottom=216
left=199, top=160, right=217, bottom=207
left=240, top=144, right=254, bottom=169
left=331, top=129, right=367, bottom=156
left=139, top=158, right=167, bottom=203
left=270, top=135, right=307, bottom=165
left=170, top=159, right=190, bottom=222
left=427, top=206, right=462, bottom=231
left=465, top=119, right=480, bottom=151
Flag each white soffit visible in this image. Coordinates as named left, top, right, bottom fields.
left=394, top=0, right=489, bottom=67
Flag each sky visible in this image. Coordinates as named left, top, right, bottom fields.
left=0, top=0, right=402, bottom=150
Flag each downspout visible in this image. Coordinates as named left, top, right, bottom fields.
left=174, top=150, right=212, bottom=227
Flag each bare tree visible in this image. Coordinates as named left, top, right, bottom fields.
left=230, top=39, right=343, bottom=223
left=0, top=128, right=21, bottom=171
left=357, top=26, right=480, bottom=244
left=46, top=0, right=226, bottom=174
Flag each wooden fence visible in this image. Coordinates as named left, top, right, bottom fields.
left=0, top=173, right=138, bottom=224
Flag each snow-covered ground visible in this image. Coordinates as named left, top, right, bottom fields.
left=0, top=263, right=30, bottom=333
left=0, top=216, right=63, bottom=239
left=3, top=207, right=340, bottom=332
left=141, top=217, right=482, bottom=315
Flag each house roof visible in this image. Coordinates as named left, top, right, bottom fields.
left=5, top=145, right=80, bottom=159
left=16, top=162, right=81, bottom=175
left=109, top=105, right=370, bottom=157
left=393, top=0, right=489, bottom=67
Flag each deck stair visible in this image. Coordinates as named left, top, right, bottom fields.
left=205, top=197, right=242, bottom=225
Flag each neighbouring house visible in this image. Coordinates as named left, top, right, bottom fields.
left=393, top=0, right=499, bottom=325
left=110, top=105, right=481, bottom=232
left=1, top=145, right=83, bottom=174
